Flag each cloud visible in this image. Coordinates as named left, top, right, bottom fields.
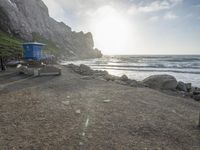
left=127, top=5, right=138, bottom=15
left=138, top=1, right=170, bottom=12
left=149, top=16, right=160, bottom=21
left=164, top=12, right=178, bottom=20
left=138, top=0, right=183, bottom=13
left=149, top=12, right=178, bottom=22
left=42, top=0, right=183, bottom=21
left=42, top=0, right=182, bottom=30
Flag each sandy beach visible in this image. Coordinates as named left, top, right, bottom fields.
left=0, top=65, right=199, bottom=150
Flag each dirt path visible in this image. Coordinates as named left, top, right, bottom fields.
left=0, top=66, right=200, bottom=150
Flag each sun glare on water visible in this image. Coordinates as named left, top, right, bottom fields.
left=90, top=6, right=134, bottom=55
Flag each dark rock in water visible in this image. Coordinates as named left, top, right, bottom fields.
left=191, top=87, right=200, bottom=93
left=185, top=83, right=192, bottom=92
left=184, top=92, right=193, bottom=98
left=143, top=74, right=178, bottom=90
left=79, top=64, right=93, bottom=76
left=193, top=90, right=200, bottom=96
left=120, top=75, right=129, bottom=81
left=193, top=95, right=200, bottom=101
left=177, top=81, right=187, bottom=92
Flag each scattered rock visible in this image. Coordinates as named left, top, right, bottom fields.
left=67, top=64, right=80, bottom=73
left=184, top=92, right=193, bottom=98
left=81, top=76, right=95, bottom=80
left=120, top=74, right=129, bottom=81
left=193, top=95, right=200, bottom=101
left=115, top=80, right=128, bottom=85
left=192, top=90, right=200, bottom=95
left=129, top=80, right=140, bottom=87
left=67, top=96, right=70, bottom=99
left=104, top=74, right=118, bottom=81
left=79, top=64, right=93, bottom=76
left=143, top=74, right=178, bottom=90
left=62, top=101, right=70, bottom=106
left=68, top=64, right=94, bottom=76
left=95, top=76, right=106, bottom=81
left=68, top=64, right=199, bottom=102
left=103, top=99, right=111, bottom=103
left=17, top=65, right=34, bottom=75
left=93, top=70, right=109, bottom=76
left=185, top=83, right=192, bottom=92
left=75, top=109, right=81, bottom=114
left=177, top=81, right=187, bottom=92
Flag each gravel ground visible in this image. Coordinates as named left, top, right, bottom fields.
left=0, top=66, right=200, bottom=150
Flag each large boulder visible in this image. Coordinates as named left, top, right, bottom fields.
left=120, top=75, right=129, bottom=81
left=193, top=95, right=200, bottom=101
left=79, top=64, right=93, bottom=76
left=67, top=64, right=80, bottom=73
left=185, top=83, right=192, bottom=92
left=93, top=70, right=109, bottom=77
left=104, top=74, right=119, bottom=81
left=17, top=65, right=34, bottom=75
left=176, top=81, right=187, bottom=92
left=143, top=74, right=178, bottom=90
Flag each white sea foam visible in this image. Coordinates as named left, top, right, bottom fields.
left=61, top=55, right=200, bottom=87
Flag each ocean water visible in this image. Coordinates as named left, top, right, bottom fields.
left=61, top=55, right=200, bottom=87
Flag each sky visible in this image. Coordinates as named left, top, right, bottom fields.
left=42, top=0, right=200, bottom=55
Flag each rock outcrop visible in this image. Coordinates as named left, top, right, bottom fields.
left=143, top=74, right=178, bottom=90
left=177, top=81, right=187, bottom=92
left=67, top=64, right=200, bottom=102
left=67, top=64, right=144, bottom=87
left=0, top=0, right=102, bottom=59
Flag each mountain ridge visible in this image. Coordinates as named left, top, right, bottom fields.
left=0, top=0, right=102, bottom=59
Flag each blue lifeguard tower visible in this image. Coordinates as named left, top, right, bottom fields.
left=22, top=42, right=45, bottom=61
left=19, top=42, right=61, bottom=76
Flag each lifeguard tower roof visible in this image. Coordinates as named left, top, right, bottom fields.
left=23, top=42, right=46, bottom=46
left=22, top=42, right=46, bottom=61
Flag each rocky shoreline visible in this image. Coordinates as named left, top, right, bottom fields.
left=66, top=64, right=200, bottom=102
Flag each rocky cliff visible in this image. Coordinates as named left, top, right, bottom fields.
left=0, top=0, right=102, bottom=59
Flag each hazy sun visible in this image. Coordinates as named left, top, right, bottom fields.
left=90, top=6, right=133, bottom=55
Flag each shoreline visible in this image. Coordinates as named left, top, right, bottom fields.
left=60, top=55, right=200, bottom=87
left=65, top=63, right=200, bottom=102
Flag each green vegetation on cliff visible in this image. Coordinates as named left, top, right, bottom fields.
left=0, top=30, right=22, bottom=58
left=32, top=32, right=60, bottom=55
left=0, top=31, right=60, bottom=59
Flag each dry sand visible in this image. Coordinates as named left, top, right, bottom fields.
left=0, top=66, right=200, bottom=150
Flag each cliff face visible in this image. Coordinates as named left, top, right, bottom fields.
left=0, top=0, right=102, bottom=58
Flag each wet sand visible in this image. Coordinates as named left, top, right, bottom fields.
left=0, top=66, right=200, bottom=150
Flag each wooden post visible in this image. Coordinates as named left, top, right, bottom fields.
left=0, top=57, right=4, bottom=71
